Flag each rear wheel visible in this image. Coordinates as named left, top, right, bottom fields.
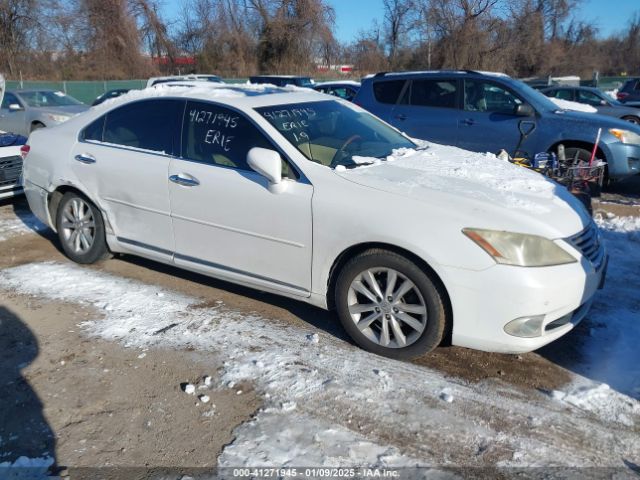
left=56, top=192, right=109, bottom=264
left=335, top=249, right=448, bottom=359
left=30, top=122, right=45, bottom=133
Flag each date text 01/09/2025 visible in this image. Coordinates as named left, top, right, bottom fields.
left=231, top=468, right=401, bottom=478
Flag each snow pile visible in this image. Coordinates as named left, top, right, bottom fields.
left=2, top=261, right=639, bottom=467
left=94, top=82, right=312, bottom=111
left=549, top=97, right=598, bottom=113
left=339, top=140, right=559, bottom=214
left=552, top=382, right=639, bottom=427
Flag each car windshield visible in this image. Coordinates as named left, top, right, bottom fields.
left=512, top=80, right=564, bottom=111
left=19, top=90, right=82, bottom=107
left=256, top=100, right=416, bottom=168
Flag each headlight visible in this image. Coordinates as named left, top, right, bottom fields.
left=46, top=113, right=71, bottom=123
left=609, top=128, right=640, bottom=145
left=462, top=228, right=577, bottom=267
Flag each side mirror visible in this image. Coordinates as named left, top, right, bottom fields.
left=515, top=104, right=534, bottom=117
left=600, top=100, right=608, bottom=106
left=8, top=103, right=23, bottom=111
left=247, top=147, right=285, bottom=193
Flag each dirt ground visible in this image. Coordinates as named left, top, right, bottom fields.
left=0, top=179, right=638, bottom=472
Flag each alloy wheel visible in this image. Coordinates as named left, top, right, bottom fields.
left=60, top=197, right=96, bottom=254
left=347, top=268, right=428, bottom=348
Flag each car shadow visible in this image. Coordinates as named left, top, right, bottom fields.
left=0, top=306, right=57, bottom=475
left=7, top=197, right=51, bottom=241
left=537, top=228, right=639, bottom=399
left=111, top=253, right=350, bottom=343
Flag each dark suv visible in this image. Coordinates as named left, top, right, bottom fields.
left=354, top=71, right=640, bottom=181
left=616, top=78, right=640, bottom=104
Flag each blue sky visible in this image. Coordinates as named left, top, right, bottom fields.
left=165, top=0, right=639, bottom=44
left=327, top=0, right=639, bottom=43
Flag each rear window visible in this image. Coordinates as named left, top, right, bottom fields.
left=410, top=79, right=457, bottom=108
left=373, top=80, right=406, bottom=104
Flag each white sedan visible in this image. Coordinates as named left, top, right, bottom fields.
left=22, top=83, right=606, bottom=358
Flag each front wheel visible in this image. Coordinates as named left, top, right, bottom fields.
left=335, top=249, right=448, bottom=359
left=622, top=115, right=640, bottom=125
left=56, top=191, right=109, bottom=264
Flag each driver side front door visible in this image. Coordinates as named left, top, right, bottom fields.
left=168, top=101, right=314, bottom=296
left=457, top=79, right=537, bottom=155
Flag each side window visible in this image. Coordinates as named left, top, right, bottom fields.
left=554, top=89, right=574, bottom=101
left=410, top=79, right=457, bottom=109
left=577, top=90, right=603, bottom=106
left=103, top=99, right=183, bottom=155
left=82, top=116, right=105, bottom=141
left=182, top=101, right=294, bottom=177
left=1, top=93, right=20, bottom=109
left=373, top=80, right=406, bottom=104
left=464, top=80, right=523, bottom=114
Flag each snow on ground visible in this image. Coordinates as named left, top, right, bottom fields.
left=0, top=206, right=46, bottom=242
left=0, top=456, right=55, bottom=479
left=549, top=97, right=598, bottom=113
left=1, top=224, right=639, bottom=468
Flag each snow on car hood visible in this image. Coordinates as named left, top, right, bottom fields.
left=335, top=142, right=591, bottom=237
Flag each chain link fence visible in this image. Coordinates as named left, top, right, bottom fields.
left=4, top=76, right=632, bottom=105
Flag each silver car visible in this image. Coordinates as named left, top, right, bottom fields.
left=0, top=89, right=89, bottom=136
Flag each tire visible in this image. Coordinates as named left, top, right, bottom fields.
left=622, top=115, right=640, bottom=125
left=30, top=122, right=45, bottom=133
left=334, top=249, right=448, bottom=359
left=55, top=191, right=110, bottom=264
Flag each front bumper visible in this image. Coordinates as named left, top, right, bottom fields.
left=444, top=248, right=606, bottom=354
left=603, top=141, right=640, bottom=178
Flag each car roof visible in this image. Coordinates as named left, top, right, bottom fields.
left=91, top=82, right=327, bottom=111
left=314, top=80, right=360, bottom=87
left=366, top=70, right=511, bottom=80
left=12, top=89, right=62, bottom=94
left=250, top=75, right=310, bottom=79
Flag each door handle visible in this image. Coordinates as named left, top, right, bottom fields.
left=74, top=153, right=96, bottom=164
left=459, top=118, right=475, bottom=126
left=169, top=174, right=200, bottom=187
left=394, top=114, right=407, bottom=121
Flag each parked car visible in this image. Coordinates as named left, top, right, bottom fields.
left=616, top=78, right=640, bottom=104
left=541, top=86, right=640, bottom=124
left=354, top=71, right=640, bottom=183
left=146, top=75, right=223, bottom=88
left=22, top=83, right=606, bottom=358
left=313, top=81, right=360, bottom=102
left=0, top=89, right=89, bottom=136
left=0, top=77, right=28, bottom=198
left=249, top=75, right=314, bottom=88
left=92, top=89, right=131, bottom=106
left=0, top=132, right=27, bottom=200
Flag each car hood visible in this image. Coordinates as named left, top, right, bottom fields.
left=335, top=142, right=592, bottom=239
left=34, top=105, right=89, bottom=116
left=552, top=108, right=640, bottom=131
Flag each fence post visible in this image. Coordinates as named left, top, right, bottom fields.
left=63, top=81, right=67, bottom=94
